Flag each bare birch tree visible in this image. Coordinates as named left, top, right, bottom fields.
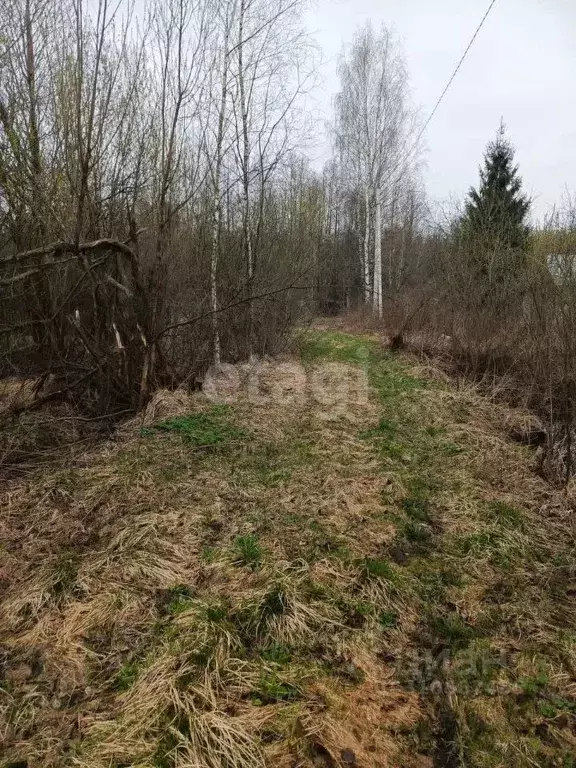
left=334, top=22, right=419, bottom=316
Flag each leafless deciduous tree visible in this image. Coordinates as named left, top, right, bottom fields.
left=334, top=22, right=422, bottom=317
left=0, top=0, right=316, bottom=416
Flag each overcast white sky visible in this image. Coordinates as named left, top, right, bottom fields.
left=305, top=0, right=576, bottom=221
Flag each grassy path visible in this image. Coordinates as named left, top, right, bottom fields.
left=1, top=328, right=575, bottom=767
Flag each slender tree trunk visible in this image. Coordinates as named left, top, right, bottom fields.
left=373, top=189, right=382, bottom=318
left=388, top=193, right=395, bottom=291
left=210, top=139, right=223, bottom=367
left=25, top=0, right=41, bottom=219
left=210, top=197, right=222, bottom=366
left=210, top=3, right=237, bottom=367
left=237, top=0, right=255, bottom=360
left=24, top=0, right=51, bottom=346
left=363, top=186, right=371, bottom=304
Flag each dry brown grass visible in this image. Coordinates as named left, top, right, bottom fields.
left=1, top=326, right=576, bottom=767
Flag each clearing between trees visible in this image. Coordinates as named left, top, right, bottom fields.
left=1, top=325, right=575, bottom=768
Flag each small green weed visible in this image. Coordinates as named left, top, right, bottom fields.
left=486, top=500, right=522, bottom=528
left=537, top=700, right=558, bottom=718
left=339, top=598, right=375, bottom=628
left=199, top=546, right=219, bottom=563
left=429, top=612, right=477, bottom=650
left=520, top=671, right=549, bottom=696
left=261, top=645, right=292, bottom=666
left=232, top=534, right=262, bottom=568
left=258, top=584, right=287, bottom=622
left=402, top=497, right=431, bottom=522
left=251, top=671, right=299, bottom=704
left=164, top=585, right=194, bottom=615
left=549, top=694, right=576, bottom=712
left=115, top=659, right=141, bottom=691
left=363, top=557, right=397, bottom=582
left=203, top=601, right=230, bottom=624
left=402, top=520, right=432, bottom=545
left=379, top=610, right=399, bottom=629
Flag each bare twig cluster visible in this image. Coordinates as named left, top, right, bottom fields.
left=0, top=0, right=316, bottom=414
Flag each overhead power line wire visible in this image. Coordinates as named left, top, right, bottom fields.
left=383, top=0, right=499, bottom=192
left=413, top=0, right=499, bottom=150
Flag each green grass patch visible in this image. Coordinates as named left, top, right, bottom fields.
left=412, top=563, right=463, bottom=601
left=338, top=597, right=376, bottom=628
left=363, top=557, right=398, bottom=583
left=232, top=534, right=262, bottom=569
left=260, top=645, right=293, bottom=666
left=455, top=531, right=500, bottom=557
left=143, top=405, right=246, bottom=447
left=361, top=418, right=398, bottom=441
left=201, top=599, right=231, bottom=625
left=379, top=609, right=399, bottom=629
left=232, top=437, right=318, bottom=488
left=519, top=671, right=549, bottom=697
left=428, top=612, right=478, bottom=650
left=360, top=419, right=408, bottom=459
left=402, top=520, right=433, bottom=545
left=370, top=365, right=430, bottom=402
left=451, top=641, right=504, bottom=697
left=199, top=546, right=219, bottom=563
left=407, top=475, right=442, bottom=499
left=402, top=497, right=431, bottom=522
left=250, top=670, right=300, bottom=705
left=115, top=659, right=141, bottom=691
left=297, top=330, right=381, bottom=365
left=298, top=330, right=429, bottom=402
left=163, top=585, right=194, bottom=615
left=486, top=500, right=523, bottom=528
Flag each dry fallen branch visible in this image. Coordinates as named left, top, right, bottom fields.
left=1, top=238, right=137, bottom=267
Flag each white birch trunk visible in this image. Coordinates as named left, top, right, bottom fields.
left=237, top=0, right=255, bottom=361
left=373, top=189, right=382, bottom=318
left=210, top=184, right=222, bottom=367
left=363, top=186, right=371, bottom=305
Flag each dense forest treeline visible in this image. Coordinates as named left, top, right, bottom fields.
left=2, top=0, right=576, bottom=479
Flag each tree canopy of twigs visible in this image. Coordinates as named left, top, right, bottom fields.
left=0, top=0, right=318, bottom=414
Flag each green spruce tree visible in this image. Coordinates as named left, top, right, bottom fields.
left=462, top=122, right=530, bottom=252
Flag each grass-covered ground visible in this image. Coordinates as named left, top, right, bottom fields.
left=1, top=325, right=575, bottom=767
